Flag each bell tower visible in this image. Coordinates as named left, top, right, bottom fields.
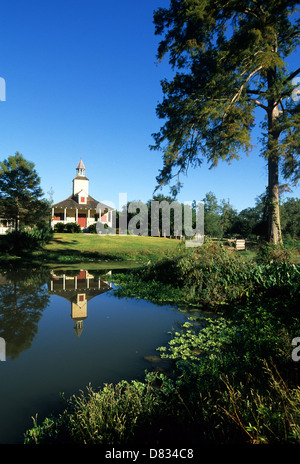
left=73, top=159, right=89, bottom=202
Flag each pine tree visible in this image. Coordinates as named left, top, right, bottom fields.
left=0, top=152, right=50, bottom=230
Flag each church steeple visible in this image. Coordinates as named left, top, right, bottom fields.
left=76, top=159, right=86, bottom=177
left=73, top=159, right=89, bottom=200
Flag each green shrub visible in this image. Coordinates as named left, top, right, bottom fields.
left=65, top=223, right=82, bottom=233
left=53, top=222, right=82, bottom=233
left=24, top=379, right=166, bottom=444
left=256, top=242, right=291, bottom=264
left=4, top=225, right=53, bottom=254
left=53, top=222, right=65, bottom=233
left=220, top=363, right=300, bottom=444
left=86, top=223, right=97, bottom=233
left=113, top=242, right=299, bottom=307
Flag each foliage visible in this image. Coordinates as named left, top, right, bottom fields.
left=153, top=289, right=300, bottom=443
left=0, top=152, right=50, bottom=230
left=157, top=317, right=237, bottom=362
left=22, top=237, right=300, bottom=444
left=24, top=287, right=300, bottom=445
left=256, top=242, right=292, bottom=264
left=112, top=242, right=300, bottom=307
left=220, top=363, right=300, bottom=444
left=143, top=190, right=299, bottom=241
left=281, top=197, right=300, bottom=239
left=118, top=195, right=199, bottom=238
left=123, top=190, right=298, bottom=241
left=86, top=223, right=97, bottom=233
left=151, top=0, right=300, bottom=243
left=4, top=224, right=53, bottom=254
left=202, top=192, right=223, bottom=237
left=24, top=379, right=166, bottom=444
left=53, top=222, right=82, bottom=233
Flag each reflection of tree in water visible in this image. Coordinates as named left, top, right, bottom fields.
left=0, top=267, right=51, bottom=360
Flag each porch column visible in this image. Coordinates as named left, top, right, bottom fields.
left=87, top=209, right=90, bottom=225
left=75, top=208, right=78, bottom=224
left=64, top=208, right=67, bottom=224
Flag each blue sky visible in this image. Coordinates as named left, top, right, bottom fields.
left=0, top=0, right=299, bottom=213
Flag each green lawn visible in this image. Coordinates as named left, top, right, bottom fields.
left=36, top=233, right=182, bottom=266
left=1, top=232, right=299, bottom=267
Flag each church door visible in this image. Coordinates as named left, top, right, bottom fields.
left=78, top=214, right=87, bottom=228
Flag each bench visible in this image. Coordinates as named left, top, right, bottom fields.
left=235, top=239, right=246, bottom=251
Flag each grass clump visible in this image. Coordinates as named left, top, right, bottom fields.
left=24, top=378, right=170, bottom=445
left=112, top=241, right=299, bottom=308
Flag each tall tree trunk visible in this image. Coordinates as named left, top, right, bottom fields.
left=267, top=154, right=282, bottom=244
left=267, top=98, right=282, bottom=244
left=15, top=197, right=20, bottom=232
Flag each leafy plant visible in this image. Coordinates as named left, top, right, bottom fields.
left=4, top=224, right=53, bottom=254
left=112, top=242, right=299, bottom=307
left=24, top=378, right=165, bottom=444
left=256, top=243, right=291, bottom=264
left=53, top=222, right=82, bottom=233
left=219, top=363, right=300, bottom=444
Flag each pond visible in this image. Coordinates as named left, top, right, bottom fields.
left=0, top=267, right=194, bottom=444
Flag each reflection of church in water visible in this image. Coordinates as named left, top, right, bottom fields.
left=48, top=270, right=112, bottom=337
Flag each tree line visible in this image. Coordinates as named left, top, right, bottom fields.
left=202, top=191, right=300, bottom=240
left=118, top=192, right=299, bottom=240
left=0, top=153, right=299, bottom=242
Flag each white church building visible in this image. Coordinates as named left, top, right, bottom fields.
left=51, top=160, right=114, bottom=230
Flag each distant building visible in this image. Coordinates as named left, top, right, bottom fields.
left=51, top=160, right=114, bottom=230
left=0, top=219, right=14, bottom=235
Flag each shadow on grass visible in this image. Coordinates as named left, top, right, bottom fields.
left=35, top=248, right=127, bottom=264
left=0, top=248, right=127, bottom=267
left=47, top=238, right=76, bottom=246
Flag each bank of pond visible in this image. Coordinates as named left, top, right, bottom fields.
left=0, top=242, right=299, bottom=445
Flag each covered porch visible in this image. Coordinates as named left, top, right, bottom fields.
left=51, top=206, right=112, bottom=230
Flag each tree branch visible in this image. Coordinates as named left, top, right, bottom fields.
left=224, top=65, right=264, bottom=119
left=274, top=67, right=300, bottom=107
left=278, top=30, right=300, bottom=44
left=246, top=89, right=263, bottom=95
left=284, top=67, right=300, bottom=84
left=253, top=99, right=268, bottom=111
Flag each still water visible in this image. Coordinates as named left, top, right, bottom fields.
left=0, top=267, right=191, bottom=444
